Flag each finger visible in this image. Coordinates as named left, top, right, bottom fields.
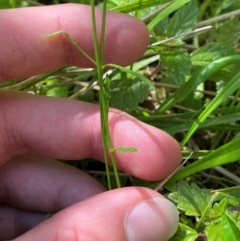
left=0, top=204, right=45, bottom=241
left=0, top=155, right=106, bottom=211
left=0, top=155, right=107, bottom=240
left=0, top=90, right=181, bottom=181
left=0, top=4, right=149, bottom=81
left=14, top=188, right=179, bottom=241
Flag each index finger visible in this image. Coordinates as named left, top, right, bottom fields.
left=0, top=90, right=181, bottom=181
left=0, top=4, right=149, bottom=81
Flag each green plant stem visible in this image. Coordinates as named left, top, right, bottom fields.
left=90, top=0, right=121, bottom=189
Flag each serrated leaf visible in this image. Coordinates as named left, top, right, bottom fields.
left=205, top=222, right=224, bottom=241
left=168, top=181, right=211, bottom=216
left=147, top=0, right=191, bottom=31
left=154, top=17, right=169, bottom=37
left=110, top=77, right=149, bottom=111
left=166, top=0, right=198, bottom=37
left=191, top=42, right=236, bottom=66
left=113, top=147, right=137, bottom=153
left=222, top=212, right=240, bottom=240
left=208, top=199, right=228, bottom=220
left=169, top=223, right=198, bottom=241
left=217, top=18, right=240, bottom=47
left=161, top=49, right=191, bottom=85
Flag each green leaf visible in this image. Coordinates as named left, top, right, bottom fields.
left=169, top=223, right=198, bottom=241
left=217, top=18, right=240, bottom=47
left=168, top=135, right=240, bottom=182
left=205, top=222, right=224, bottom=241
left=181, top=70, right=240, bottom=146
left=164, top=112, right=240, bottom=134
left=168, top=181, right=211, bottom=216
left=221, top=213, right=240, bottom=240
left=44, top=79, right=69, bottom=97
left=110, top=77, right=149, bottom=111
left=110, top=0, right=170, bottom=13
left=191, top=42, right=236, bottom=67
left=157, top=55, right=240, bottom=114
left=161, top=49, right=191, bottom=85
left=209, top=199, right=228, bottom=220
left=113, top=147, right=137, bottom=153
left=132, top=55, right=159, bottom=72
left=227, top=205, right=240, bottom=229
left=0, top=0, right=26, bottom=8
left=147, top=0, right=191, bottom=30
left=166, top=0, right=198, bottom=37
left=154, top=17, right=168, bottom=37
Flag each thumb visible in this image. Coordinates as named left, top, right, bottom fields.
left=14, top=187, right=179, bottom=241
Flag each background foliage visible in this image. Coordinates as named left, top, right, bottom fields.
left=1, top=0, right=240, bottom=240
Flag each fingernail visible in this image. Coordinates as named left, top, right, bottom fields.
left=125, top=198, right=179, bottom=241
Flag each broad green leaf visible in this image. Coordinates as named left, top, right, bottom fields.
left=167, top=0, right=198, bottom=37
left=154, top=17, right=168, bottom=37
left=168, top=181, right=211, bottom=216
left=191, top=43, right=236, bottom=66
left=113, top=147, right=138, bottom=152
left=217, top=18, right=240, bottom=47
left=161, top=49, right=191, bottom=85
left=181, top=70, right=240, bottom=146
left=168, top=135, right=240, bottom=182
left=147, top=0, right=191, bottom=30
left=205, top=222, right=224, bottom=241
left=221, top=213, right=240, bottom=240
left=157, top=55, right=240, bottom=114
left=169, top=223, right=198, bottom=241
left=110, top=77, right=149, bottom=111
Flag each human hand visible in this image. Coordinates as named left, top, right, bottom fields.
left=0, top=4, right=181, bottom=241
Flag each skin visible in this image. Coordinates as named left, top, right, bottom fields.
left=0, top=4, right=181, bottom=241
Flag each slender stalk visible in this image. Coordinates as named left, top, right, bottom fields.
left=91, top=0, right=121, bottom=189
